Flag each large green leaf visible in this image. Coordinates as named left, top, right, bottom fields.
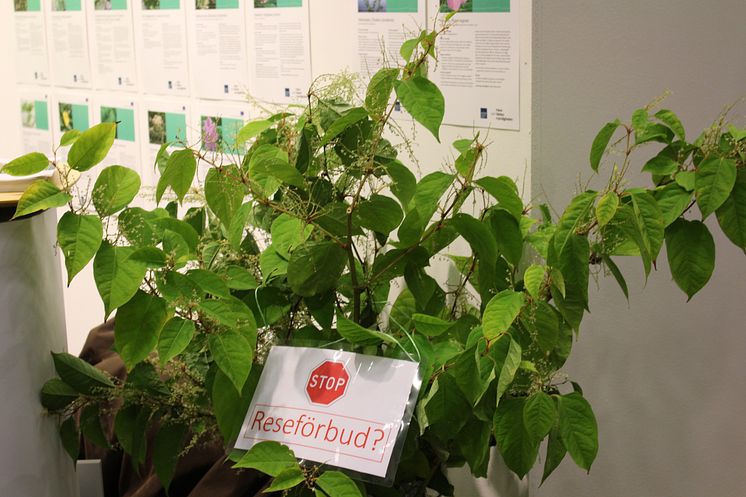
left=395, top=76, right=445, bottom=141
left=695, top=156, right=736, bottom=219
left=0, top=152, right=49, bottom=176
left=204, top=165, right=245, bottom=228
left=523, top=391, right=557, bottom=442
left=452, top=213, right=498, bottom=276
left=398, top=172, right=454, bottom=245
left=236, top=119, right=273, bottom=145
left=589, top=119, right=620, bottom=172
left=595, top=191, right=619, bottom=228
left=114, top=405, right=150, bottom=465
left=337, top=316, right=396, bottom=346
left=449, top=345, right=495, bottom=406
left=487, top=208, right=523, bottom=266
left=59, top=417, right=80, bottom=462
left=482, top=290, right=524, bottom=340
left=365, top=68, right=399, bottom=117
left=153, top=423, right=187, bottom=490
left=384, top=160, right=416, bottom=209
left=209, top=330, right=253, bottom=393
left=157, top=317, right=195, bottom=365
left=541, top=426, right=567, bottom=484
left=488, top=334, right=522, bottom=399
left=320, top=107, right=368, bottom=146
left=412, top=313, right=452, bottom=337
left=271, top=214, right=312, bottom=258
left=458, top=417, right=492, bottom=478
left=523, top=264, right=546, bottom=299
left=356, top=194, right=403, bottom=234
left=80, top=405, right=110, bottom=449
left=558, top=393, right=598, bottom=472
left=13, top=180, right=72, bottom=219
left=654, top=183, right=693, bottom=227
left=57, top=212, right=103, bottom=285
left=655, top=109, right=686, bottom=140
left=287, top=241, right=347, bottom=297
left=115, top=290, right=169, bottom=369
left=68, top=122, right=116, bottom=172
left=212, top=366, right=261, bottom=444
left=494, top=397, right=540, bottom=478
left=553, top=191, right=596, bottom=256
left=233, top=441, right=297, bottom=476
left=665, top=218, right=715, bottom=300
left=418, top=374, right=471, bottom=438
left=716, top=168, right=746, bottom=250
left=40, top=378, right=79, bottom=411
left=51, top=352, right=113, bottom=395
left=93, top=242, right=147, bottom=318
left=92, top=165, right=140, bottom=216
left=315, top=471, right=362, bottom=497
left=248, top=144, right=298, bottom=196
left=476, top=176, right=524, bottom=221
left=156, top=148, right=196, bottom=204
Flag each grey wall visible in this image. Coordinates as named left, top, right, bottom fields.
left=531, top=2, right=746, bottom=496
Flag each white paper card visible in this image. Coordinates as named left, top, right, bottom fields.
left=134, top=0, right=191, bottom=95
left=430, top=0, right=520, bottom=130
left=18, top=91, right=54, bottom=156
left=47, top=0, right=92, bottom=88
left=247, top=0, right=312, bottom=104
left=13, top=1, right=51, bottom=85
left=235, top=346, right=420, bottom=478
left=89, top=0, right=139, bottom=91
left=187, top=0, right=249, bottom=100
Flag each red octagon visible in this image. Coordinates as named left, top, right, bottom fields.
left=305, top=361, right=350, bottom=406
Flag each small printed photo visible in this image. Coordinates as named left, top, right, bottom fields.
left=142, top=0, right=160, bottom=9
left=95, top=0, right=113, bottom=10
left=14, top=0, right=28, bottom=11
left=201, top=116, right=223, bottom=152
left=21, top=101, right=36, bottom=129
left=52, top=0, right=68, bottom=10
left=59, top=103, right=75, bottom=132
left=148, top=111, right=167, bottom=145
left=254, top=0, right=277, bottom=7
left=440, top=0, right=472, bottom=12
left=358, top=0, right=386, bottom=12
left=101, top=106, right=123, bottom=140
left=196, top=0, right=216, bottom=8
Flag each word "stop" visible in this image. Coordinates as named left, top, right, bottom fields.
left=305, top=361, right=350, bottom=405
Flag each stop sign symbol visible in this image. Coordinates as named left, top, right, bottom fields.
left=306, top=361, right=350, bottom=406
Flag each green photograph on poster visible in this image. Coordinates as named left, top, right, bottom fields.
left=15, top=0, right=42, bottom=11
left=21, top=100, right=49, bottom=131
left=358, top=0, right=417, bottom=13
left=143, top=0, right=179, bottom=10
left=201, top=116, right=244, bottom=153
left=439, top=0, right=509, bottom=13
left=197, top=0, right=238, bottom=8
left=148, top=111, right=186, bottom=145
left=95, top=0, right=127, bottom=10
left=59, top=102, right=88, bottom=132
left=101, top=107, right=135, bottom=142
left=52, top=0, right=82, bottom=11
left=255, top=0, right=302, bottom=8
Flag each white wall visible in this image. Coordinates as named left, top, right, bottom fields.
left=2, top=1, right=533, bottom=356
left=531, top=1, right=746, bottom=496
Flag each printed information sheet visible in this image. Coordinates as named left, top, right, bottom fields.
left=134, top=0, right=190, bottom=95
left=247, top=0, right=312, bottom=104
left=431, top=0, right=520, bottom=130
left=188, top=0, right=249, bottom=100
left=192, top=99, right=250, bottom=180
left=235, top=346, right=420, bottom=478
left=93, top=93, right=140, bottom=171
left=52, top=91, right=92, bottom=162
left=47, top=0, right=92, bottom=88
left=139, top=98, right=191, bottom=186
left=356, top=0, right=426, bottom=77
left=18, top=91, right=53, bottom=156
left=13, top=0, right=51, bottom=85
left=89, top=0, right=139, bottom=91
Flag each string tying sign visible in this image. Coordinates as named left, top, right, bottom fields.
left=234, top=346, right=421, bottom=481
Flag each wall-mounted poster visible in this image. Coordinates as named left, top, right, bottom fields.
left=134, top=0, right=190, bottom=95
left=52, top=91, right=92, bottom=162
left=430, top=0, right=520, bottom=130
left=192, top=99, right=249, bottom=179
left=356, top=0, right=426, bottom=77
left=139, top=99, right=191, bottom=186
left=247, top=0, right=312, bottom=103
left=89, top=0, right=139, bottom=91
left=47, top=0, right=92, bottom=88
left=13, top=0, right=51, bottom=85
left=187, top=0, right=249, bottom=100
left=93, top=93, right=140, bottom=171
left=18, top=91, right=53, bottom=156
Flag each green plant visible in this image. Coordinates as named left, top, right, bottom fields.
left=3, top=23, right=746, bottom=497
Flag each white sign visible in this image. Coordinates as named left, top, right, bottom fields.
left=235, top=346, right=420, bottom=479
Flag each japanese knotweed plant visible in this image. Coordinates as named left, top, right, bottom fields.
left=4, top=22, right=746, bottom=497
